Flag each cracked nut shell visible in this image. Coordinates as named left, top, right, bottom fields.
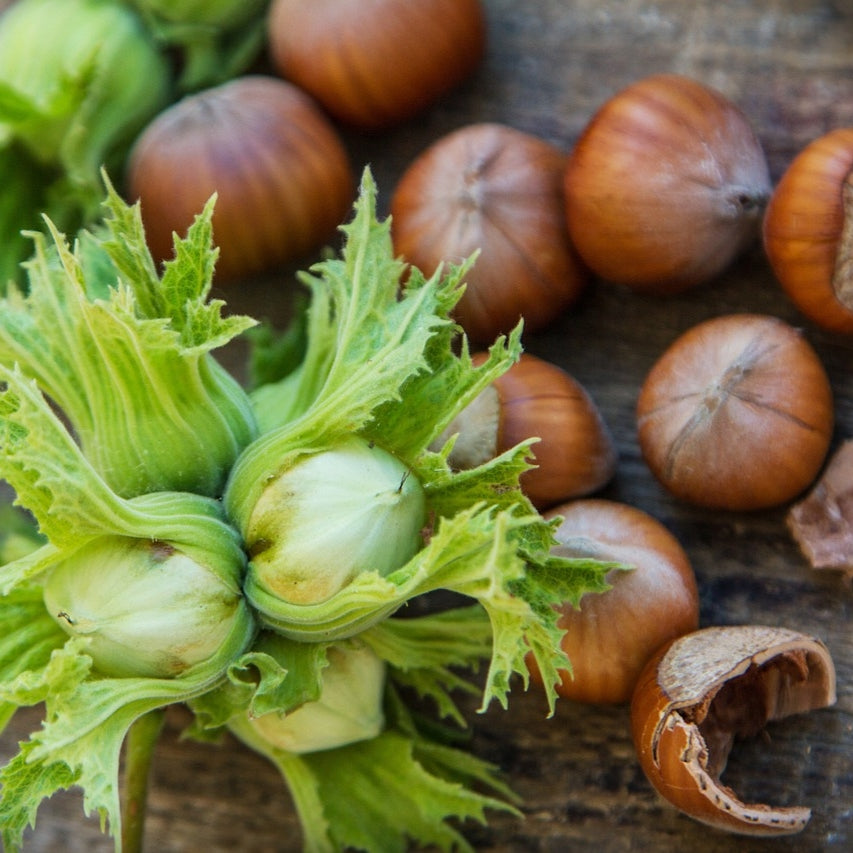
left=630, top=625, right=836, bottom=836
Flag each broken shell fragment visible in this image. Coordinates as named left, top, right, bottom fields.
left=787, top=438, right=853, bottom=579
left=630, top=625, right=836, bottom=836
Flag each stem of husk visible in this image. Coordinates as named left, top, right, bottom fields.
left=121, top=709, right=166, bottom=853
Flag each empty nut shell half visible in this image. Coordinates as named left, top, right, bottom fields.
left=631, top=625, right=836, bottom=836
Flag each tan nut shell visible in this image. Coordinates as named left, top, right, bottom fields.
left=631, top=625, right=836, bottom=836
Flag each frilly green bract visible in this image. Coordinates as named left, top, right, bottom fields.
left=0, top=176, right=258, bottom=498
left=225, top=169, right=615, bottom=716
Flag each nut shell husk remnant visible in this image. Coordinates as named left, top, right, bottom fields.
left=787, top=438, right=853, bottom=579
left=631, top=625, right=836, bottom=837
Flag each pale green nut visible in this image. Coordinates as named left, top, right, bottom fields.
left=245, top=436, right=427, bottom=607
left=246, top=642, right=386, bottom=754
left=43, top=531, right=253, bottom=679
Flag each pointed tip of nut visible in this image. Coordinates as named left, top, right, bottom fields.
left=631, top=625, right=836, bottom=836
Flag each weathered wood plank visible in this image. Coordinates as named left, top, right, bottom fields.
left=2, top=1, right=852, bottom=850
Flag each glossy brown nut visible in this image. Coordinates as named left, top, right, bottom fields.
left=565, top=74, right=771, bottom=294
left=437, top=353, right=616, bottom=509
left=267, top=0, right=486, bottom=129
left=631, top=625, right=836, bottom=836
left=636, top=313, right=833, bottom=511
left=391, top=123, right=589, bottom=344
left=763, top=128, right=853, bottom=334
left=126, top=75, right=354, bottom=281
left=538, top=499, right=699, bottom=704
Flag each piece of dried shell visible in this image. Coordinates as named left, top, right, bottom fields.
left=631, top=625, right=836, bottom=836
left=787, top=438, right=853, bottom=580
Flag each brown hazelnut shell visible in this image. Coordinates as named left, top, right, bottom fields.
left=126, top=76, right=354, bottom=281
left=439, top=353, right=617, bottom=509
left=539, top=499, right=699, bottom=704
left=763, top=128, right=853, bottom=334
left=631, top=625, right=836, bottom=836
left=391, top=123, right=589, bottom=344
left=267, top=0, right=486, bottom=129
left=636, top=313, right=833, bottom=511
left=564, top=74, right=771, bottom=294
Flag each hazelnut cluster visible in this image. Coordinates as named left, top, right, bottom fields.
left=389, top=71, right=845, bottom=837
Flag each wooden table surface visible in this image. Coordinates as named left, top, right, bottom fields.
left=2, top=1, right=852, bottom=851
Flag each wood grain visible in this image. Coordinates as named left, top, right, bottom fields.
left=2, top=1, right=852, bottom=850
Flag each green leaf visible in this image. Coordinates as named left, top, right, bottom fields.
left=0, top=584, right=66, bottom=734
left=0, top=364, right=248, bottom=579
left=246, top=292, right=310, bottom=389
left=0, top=0, right=173, bottom=189
left=188, top=632, right=330, bottom=734
left=0, top=50, right=94, bottom=158
left=361, top=290, right=522, bottom=464
left=0, top=740, right=79, bottom=852
left=0, top=503, right=44, bottom=565
left=97, top=178, right=251, bottom=349
left=0, top=79, right=49, bottom=125
left=228, top=716, right=517, bottom=853
left=192, top=607, right=496, bottom=740
left=130, top=0, right=269, bottom=92
left=0, top=363, right=126, bottom=552
left=364, top=607, right=493, bottom=726
left=0, top=143, right=57, bottom=290
left=420, top=440, right=536, bottom=518
left=231, top=171, right=500, bottom=512
left=242, top=169, right=522, bottom=467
